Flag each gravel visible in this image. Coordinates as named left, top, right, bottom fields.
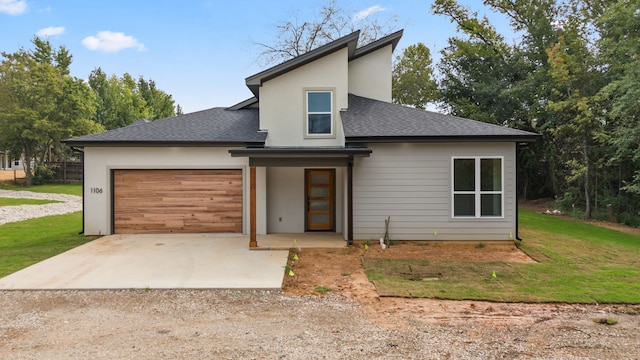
left=1, top=290, right=639, bottom=359
left=0, top=190, right=82, bottom=225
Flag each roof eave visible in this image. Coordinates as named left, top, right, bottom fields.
left=346, top=134, right=540, bottom=143
left=61, top=140, right=266, bottom=148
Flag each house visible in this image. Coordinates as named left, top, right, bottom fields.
left=0, top=151, right=23, bottom=171
left=64, top=30, right=538, bottom=246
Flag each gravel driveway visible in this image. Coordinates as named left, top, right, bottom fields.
left=1, top=290, right=639, bottom=359
left=0, top=189, right=82, bottom=225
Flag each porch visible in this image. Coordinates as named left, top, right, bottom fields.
left=256, top=233, right=347, bottom=250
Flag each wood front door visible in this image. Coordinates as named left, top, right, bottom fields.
left=305, top=169, right=335, bottom=231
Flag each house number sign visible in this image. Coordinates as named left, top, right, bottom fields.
left=90, top=187, right=103, bottom=194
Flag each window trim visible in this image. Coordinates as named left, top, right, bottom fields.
left=451, top=156, right=504, bottom=219
left=304, top=88, right=335, bottom=138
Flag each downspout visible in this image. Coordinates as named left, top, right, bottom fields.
left=515, top=143, right=523, bottom=241
left=347, top=155, right=354, bottom=246
left=71, top=147, right=85, bottom=235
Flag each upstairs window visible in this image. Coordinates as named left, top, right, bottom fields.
left=452, top=157, right=503, bottom=218
left=306, top=90, right=333, bottom=136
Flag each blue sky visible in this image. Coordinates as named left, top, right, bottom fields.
left=0, top=0, right=511, bottom=113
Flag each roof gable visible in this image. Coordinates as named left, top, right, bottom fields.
left=245, top=29, right=403, bottom=98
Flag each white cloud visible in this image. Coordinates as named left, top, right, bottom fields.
left=353, top=5, right=387, bottom=23
left=82, top=31, right=146, bottom=53
left=36, top=26, right=65, bottom=37
left=0, top=0, right=27, bottom=15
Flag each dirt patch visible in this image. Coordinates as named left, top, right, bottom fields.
left=281, top=241, right=640, bottom=330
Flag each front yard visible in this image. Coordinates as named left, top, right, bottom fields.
left=285, top=210, right=640, bottom=303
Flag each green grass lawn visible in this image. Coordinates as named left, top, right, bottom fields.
left=365, top=210, right=640, bottom=303
left=0, top=198, right=60, bottom=206
left=0, top=183, right=91, bottom=278
left=0, top=183, right=82, bottom=196
left=0, top=212, right=96, bottom=278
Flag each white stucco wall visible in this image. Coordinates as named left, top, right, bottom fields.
left=353, top=142, right=517, bottom=241
left=82, top=146, right=266, bottom=236
left=348, top=45, right=393, bottom=102
left=259, top=48, right=349, bottom=147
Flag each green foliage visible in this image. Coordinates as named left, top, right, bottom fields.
left=0, top=198, right=60, bottom=206
left=0, top=37, right=102, bottom=186
left=392, top=43, right=437, bottom=109
left=0, top=183, right=81, bottom=196
left=0, top=212, right=96, bottom=277
left=593, top=318, right=618, bottom=326
left=432, top=0, right=640, bottom=221
left=314, top=285, right=332, bottom=294
left=88, top=68, right=176, bottom=130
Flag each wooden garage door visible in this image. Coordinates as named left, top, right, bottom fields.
left=113, top=169, right=242, bottom=233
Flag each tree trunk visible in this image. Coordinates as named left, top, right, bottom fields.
left=584, top=140, right=591, bottom=219
left=23, top=152, right=33, bottom=187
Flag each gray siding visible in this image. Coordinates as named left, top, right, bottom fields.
left=353, top=142, right=516, bottom=241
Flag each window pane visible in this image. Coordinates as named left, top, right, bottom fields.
left=311, top=187, right=329, bottom=197
left=454, top=194, right=475, bottom=216
left=481, top=194, right=502, bottom=216
left=481, top=158, right=502, bottom=191
left=310, top=173, right=330, bottom=184
left=308, top=92, right=331, bottom=112
left=308, top=114, right=331, bottom=134
left=454, top=159, right=475, bottom=191
left=310, top=200, right=330, bottom=210
left=311, top=213, right=330, bottom=223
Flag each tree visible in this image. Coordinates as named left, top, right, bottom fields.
left=256, top=0, right=397, bottom=65
left=137, top=77, right=176, bottom=120
left=391, top=43, right=437, bottom=109
left=0, top=37, right=101, bottom=185
left=88, top=68, right=176, bottom=129
left=596, top=0, right=640, bottom=195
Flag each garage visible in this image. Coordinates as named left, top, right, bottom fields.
left=113, top=169, right=243, bottom=234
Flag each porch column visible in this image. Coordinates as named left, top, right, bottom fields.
left=249, top=166, right=257, bottom=248
left=347, top=156, right=354, bottom=246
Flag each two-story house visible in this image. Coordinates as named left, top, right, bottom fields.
left=64, top=30, right=537, bottom=247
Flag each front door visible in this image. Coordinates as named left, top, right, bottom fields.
left=305, top=169, right=335, bottom=231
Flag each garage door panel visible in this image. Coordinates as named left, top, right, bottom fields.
left=113, top=169, right=242, bottom=233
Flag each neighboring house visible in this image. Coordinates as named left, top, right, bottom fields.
left=0, top=151, right=23, bottom=171
left=64, top=30, right=537, bottom=246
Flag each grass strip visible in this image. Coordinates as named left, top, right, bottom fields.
left=0, top=184, right=82, bottom=196
left=0, top=198, right=61, bottom=206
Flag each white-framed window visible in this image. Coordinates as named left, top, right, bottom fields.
left=306, top=90, right=333, bottom=136
left=452, top=156, right=504, bottom=218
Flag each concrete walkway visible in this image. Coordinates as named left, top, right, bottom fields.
left=0, top=234, right=289, bottom=290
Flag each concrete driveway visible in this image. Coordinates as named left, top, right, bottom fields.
left=0, top=234, right=289, bottom=290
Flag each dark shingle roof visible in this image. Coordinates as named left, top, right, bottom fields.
left=342, top=94, right=538, bottom=142
left=64, top=107, right=265, bottom=147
